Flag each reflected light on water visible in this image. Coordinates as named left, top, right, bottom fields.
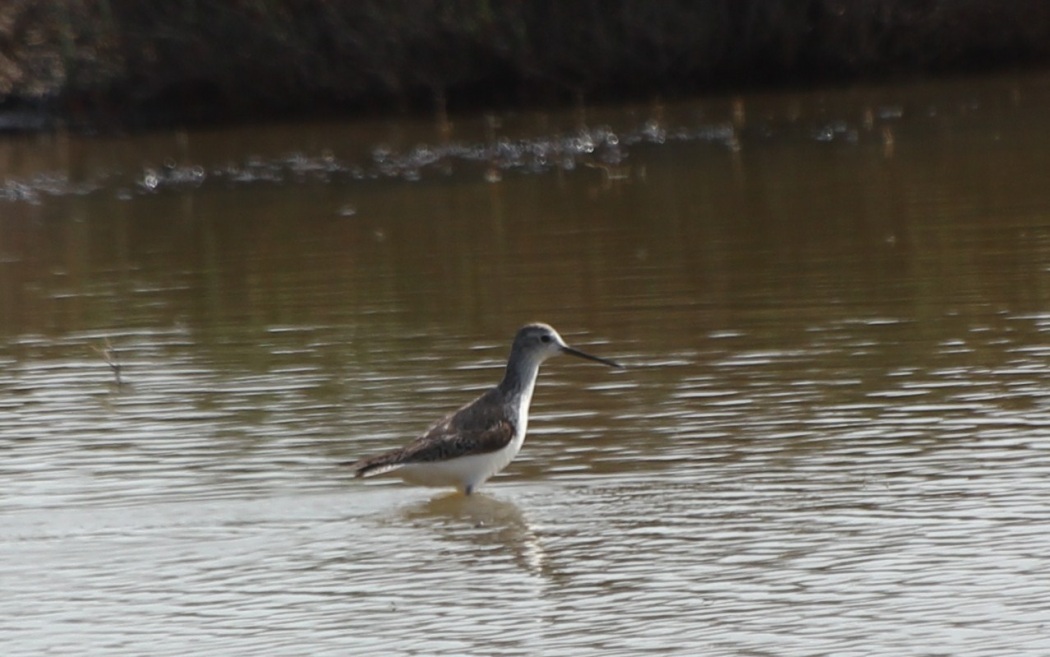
left=3, top=313, right=1050, bottom=655
left=3, top=71, right=1050, bottom=656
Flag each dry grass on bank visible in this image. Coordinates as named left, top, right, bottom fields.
left=1, top=0, right=1048, bottom=127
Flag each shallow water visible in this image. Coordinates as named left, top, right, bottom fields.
left=3, top=71, right=1050, bottom=656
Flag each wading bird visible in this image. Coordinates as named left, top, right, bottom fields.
left=347, top=323, right=622, bottom=494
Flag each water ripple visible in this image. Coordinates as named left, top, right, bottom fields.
left=3, top=318, right=1050, bottom=654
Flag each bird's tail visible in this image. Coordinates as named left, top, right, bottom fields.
left=342, top=453, right=405, bottom=478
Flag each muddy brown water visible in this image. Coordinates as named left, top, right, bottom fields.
left=2, top=71, right=1050, bottom=656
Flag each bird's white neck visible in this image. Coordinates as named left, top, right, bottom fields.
left=499, top=351, right=547, bottom=436
left=499, top=351, right=544, bottom=400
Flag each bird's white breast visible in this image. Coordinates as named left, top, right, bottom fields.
left=399, top=429, right=524, bottom=491
left=399, top=386, right=535, bottom=492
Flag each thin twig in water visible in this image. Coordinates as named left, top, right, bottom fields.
left=94, top=338, right=122, bottom=386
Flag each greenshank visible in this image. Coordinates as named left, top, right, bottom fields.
left=347, top=323, right=622, bottom=494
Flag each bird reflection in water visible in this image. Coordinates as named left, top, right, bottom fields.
left=399, top=492, right=551, bottom=578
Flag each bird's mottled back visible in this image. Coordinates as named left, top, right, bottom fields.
left=348, top=387, right=516, bottom=477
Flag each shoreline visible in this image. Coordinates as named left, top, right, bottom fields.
left=2, top=1, right=1049, bottom=133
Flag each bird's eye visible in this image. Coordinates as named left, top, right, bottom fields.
left=540, top=335, right=552, bottom=343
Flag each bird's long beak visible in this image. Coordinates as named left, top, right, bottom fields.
left=561, top=345, right=624, bottom=369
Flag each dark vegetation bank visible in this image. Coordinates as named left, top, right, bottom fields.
left=1, top=0, right=1049, bottom=130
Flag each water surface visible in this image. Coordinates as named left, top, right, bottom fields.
left=2, top=71, right=1050, bottom=656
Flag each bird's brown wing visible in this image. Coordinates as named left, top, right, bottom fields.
left=348, top=388, right=516, bottom=477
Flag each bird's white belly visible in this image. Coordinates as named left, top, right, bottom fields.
left=399, top=431, right=526, bottom=492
